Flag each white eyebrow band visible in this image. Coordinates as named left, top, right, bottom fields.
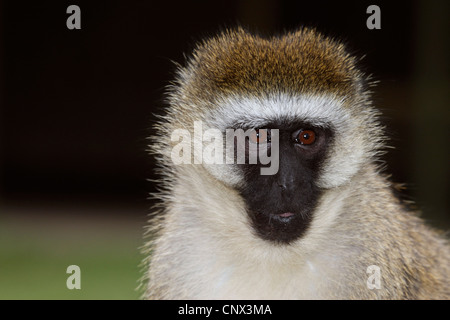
left=208, top=93, right=351, bottom=131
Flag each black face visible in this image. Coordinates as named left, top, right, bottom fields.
left=235, top=120, right=333, bottom=244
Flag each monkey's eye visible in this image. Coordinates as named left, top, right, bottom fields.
left=249, top=129, right=270, bottom=144
left=295, top=129, right=316, bottom=145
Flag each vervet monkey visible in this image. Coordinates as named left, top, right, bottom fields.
left=142, top=27, right=450, bottom=299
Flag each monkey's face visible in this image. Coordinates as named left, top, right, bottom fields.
left=195, top=90, right=381, bottom=244
left=202, top=93, right=378, bottom=245
left=236, top=121, right=333, bottom=244
left=168, top=28, right=383, bottom=246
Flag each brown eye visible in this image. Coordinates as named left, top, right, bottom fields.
left=297, top=129, right=316, bottom=145
left=249, top=129, right=269, bottom=144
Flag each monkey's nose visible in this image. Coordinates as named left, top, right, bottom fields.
left=276, top=177, right=295, bottom=192
left=277, top=182, right=287, bottom=190
left=277, top=181, right=288, bottom=192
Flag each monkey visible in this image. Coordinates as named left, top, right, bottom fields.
left=142, top=27, right=450, bottom=299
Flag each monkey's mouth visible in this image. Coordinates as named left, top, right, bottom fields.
left=270, top=212, right=296, bottom=223
left=276, top=212, right=295, bottom=218
left=249, top=209, right=312, bottom=244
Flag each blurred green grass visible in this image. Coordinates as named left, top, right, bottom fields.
left=0, top=205, right=146, bottom=300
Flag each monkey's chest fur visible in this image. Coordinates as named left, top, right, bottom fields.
left=149, top=211, right=351, bottom=299
left=147, top=171, right=377, bottom=300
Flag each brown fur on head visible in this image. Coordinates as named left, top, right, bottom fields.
left=157, top=27, right=381, bottom=190
left=177, top=27, right=365, bottom=102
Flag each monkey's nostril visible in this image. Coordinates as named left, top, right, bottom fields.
left=277, top=182, right=287, bottom=190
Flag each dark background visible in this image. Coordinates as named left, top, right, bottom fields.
left=1, top=0, right=449, bottom=223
